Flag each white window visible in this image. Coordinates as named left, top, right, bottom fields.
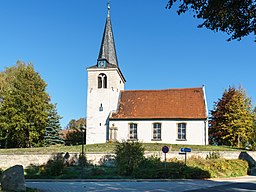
left=152, top=123, right=161, bottom=140
left=178, top=123, right=186, bottom=140
left=129, top=123, right=137, bottom=140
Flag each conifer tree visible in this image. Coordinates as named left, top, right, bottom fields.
left=44, top=103, right=64, bottom=146
left=210, top=86, right=254, bottom=148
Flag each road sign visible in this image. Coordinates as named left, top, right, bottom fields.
left=162, top=146, right=169, bottom=153
left=181, top=148, right=191, bottom=153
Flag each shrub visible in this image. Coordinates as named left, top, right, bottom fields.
left=44, top=155, right=65, bottom=176
left=90, top=167, right=106, bottom=176
left=114, top=141, right=144, bottom=176
left=186, top=157, right=248, bottom=178
left=25, top=165, right=41, bottom=178
left=206, top=151, right=221, bottom=159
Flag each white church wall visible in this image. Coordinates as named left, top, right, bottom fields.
left=109, top=119, right=207, bottom=145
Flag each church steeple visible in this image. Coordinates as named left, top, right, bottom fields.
left=97, top=2, right=118, bottom=67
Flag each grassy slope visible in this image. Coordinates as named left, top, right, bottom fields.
left=0, top=143, right=240, bottom=154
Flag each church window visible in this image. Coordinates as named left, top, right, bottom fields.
left=152, top=123, right=161, bottom=140
left=98, top=73, right=107, bottom=89
left=129, top=123, right=137, bottom=140
left=177, top=123, right=186, bottom=140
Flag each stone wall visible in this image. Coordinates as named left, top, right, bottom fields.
left=0, top=151, right=255, bottom=170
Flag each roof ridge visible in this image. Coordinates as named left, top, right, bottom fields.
left=122, top=87, right=203, bottom=92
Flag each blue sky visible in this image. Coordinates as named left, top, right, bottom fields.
left=0, top=0, right=255, bottom=128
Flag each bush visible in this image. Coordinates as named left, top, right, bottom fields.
left=90, top=167, right=106, bottom=176
left=187, top=157, right=248, bottom=178
left=44, top=155, right=65, bottom=176
left=133, top=157, right=210, bottom=179
left=206, top=151, right=221, bottom=159
left=25, top=165, right=41, bottom=178
left=114, top=141, right=145, bottom=176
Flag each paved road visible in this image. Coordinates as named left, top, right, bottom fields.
left=27, top=180, right=256, bottom=192
left=26, top=176, right=256, bottom=192
left=187, top=182, right=256, bottom=192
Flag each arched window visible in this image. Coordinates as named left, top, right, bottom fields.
left=98, top=73, right=107, bottom=89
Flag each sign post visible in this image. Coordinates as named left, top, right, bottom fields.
left=179, top=148, right=191, bottom=165
left=162, top=146, right=169, bottom=168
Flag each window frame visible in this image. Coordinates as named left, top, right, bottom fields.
left=152, top=122, right=162, bottom=141
left=128, top=123, right=138, bottom=141
left=177, top=123, right=187, bottom=141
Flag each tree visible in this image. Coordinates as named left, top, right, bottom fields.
left=0, top=62, right=57, bottom=148
left=44, top=103, right=64, bottom=146
left=65, top=118, right=86, bottom=131
left=166, top=0, right=256, bottom=42
left=63, top=118, right=86, bottom=145
left=209, top=86, right=254, bottom=148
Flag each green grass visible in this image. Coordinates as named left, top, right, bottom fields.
left=0, top=143, right=241, bottom=154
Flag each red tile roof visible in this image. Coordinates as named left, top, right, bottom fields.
left=110, top=87, right=207, bottom=119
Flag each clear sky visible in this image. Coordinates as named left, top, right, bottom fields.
left=0, top=0, right=255, bottom=128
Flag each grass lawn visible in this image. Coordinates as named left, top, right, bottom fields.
left=0, top=143, right=241, bottom=154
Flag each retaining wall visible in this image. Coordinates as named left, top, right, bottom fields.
left=0, top=151, right=255, bottom=170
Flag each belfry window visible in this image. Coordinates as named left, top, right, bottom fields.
left=98, top=73, right=107, bottom=88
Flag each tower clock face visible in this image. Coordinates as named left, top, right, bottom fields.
left=98, top=60, right=105, bottom=67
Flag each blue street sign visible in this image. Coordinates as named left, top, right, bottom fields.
left=181, top=148, right=191, bottom=153
left=162, top=146, right=169, bottom=153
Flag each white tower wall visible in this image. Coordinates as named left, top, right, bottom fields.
left=86, top=68, right=125, bottom=144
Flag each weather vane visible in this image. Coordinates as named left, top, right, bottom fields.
left=107, top=0, right=110, bottom=17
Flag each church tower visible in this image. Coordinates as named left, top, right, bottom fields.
left=86, top=3, right=125, bottom=144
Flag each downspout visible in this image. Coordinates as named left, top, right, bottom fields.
left=202, top=85, right=208, bottom=145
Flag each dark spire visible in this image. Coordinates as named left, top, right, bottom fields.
left=97, top=1, right=118, bottom=66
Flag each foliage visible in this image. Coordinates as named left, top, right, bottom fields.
left=64, top=130, right=84, bottom=145
left=24, top=153, right=248, bottom=179
left=166, top=0, right=256, bottom=42
left=44, top=157, right=65, bottom=176
left=63, top=118, right=86, bottom=145
left=209, top=86, right=254, bottom=148
left=65, top=118, right=86, bottom=131
left=187, top=157, right=248, bottom=178
left=0, top=62, right=57, bottom=148
left=44, top=104, right=64, bottom=146
left=114, top=141, right=145, bottom=176
left=206, top=151, right=221, bottom=160
left=133, top=156, right=210, bottom=179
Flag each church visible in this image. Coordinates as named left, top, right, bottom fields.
left=86, top=5, right=208, bottom=145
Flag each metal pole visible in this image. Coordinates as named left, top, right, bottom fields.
left=80, top=125, right=86, bottom=179
left=164, top=153, right=167, bottom=168
left=185, top=152, right=187, bottom=166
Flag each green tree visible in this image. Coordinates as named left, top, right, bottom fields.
left=63, top=118, right=86, bottom=145
left=65, top=118, right=86, bottom=131
left=44, top=103, right=64, bottom=146
left=0, top=62, right=56, bottom=148
left=114, top=141, right=145, bottom=176
left=209, top=86, right=254, bottom=148
left=166, top=0, right=256, bottom=42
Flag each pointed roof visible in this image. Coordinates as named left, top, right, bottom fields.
left=98, top=3, right=118, bottom=66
